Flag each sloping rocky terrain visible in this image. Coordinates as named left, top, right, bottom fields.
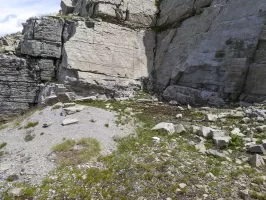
left=1, top=0, right=266, bottom=199
left=1, top=97, right=266, bottom=199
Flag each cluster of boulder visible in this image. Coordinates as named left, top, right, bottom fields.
left=151, top=103, right=266, bottom=168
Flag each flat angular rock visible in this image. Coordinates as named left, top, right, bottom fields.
left=210, top=129, right=226, bottom=138
left=62, top=118, right=79, bottom=126
left=213, top=136, right=231, bottom=149
left=195, top=142, right=206, bottom=154
left=205, top=114, right=218, bottom=122
left=198, top=126, right=213, bottom=138
left=151, top=122, right=175, bottom=135
left=206, top=149, right=226, bottom=158
left=175, top=124, right=186, bottom=134
left=249, top=154, right=265, bottom=167
left=63, top=105, right=85, bottom=115
left=249, top=145, right=266, bottom=154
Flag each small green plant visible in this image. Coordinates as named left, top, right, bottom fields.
left=24, top=121, right=39, bottom=129
left=24, top=133, right=35, bottom=142
left=52, top=138, right=101, bottom=166
left=40, top=132, right=45, bottom=136
left=6, top=174, right=19, bottom=182
left=228, top=135, right=244, bottom=149
left=105, top=123, right=109, bottom=128
left=252, top=177, right=264, bottom=185
left=52, top=105, right=61, bottom=110
left=0, top=142, right=7, bottom=149
left=0, top=124, right=8, bottom=131
left=53, top=139, right=76, bottom=152
left=90, top=119, right=96, bottom=123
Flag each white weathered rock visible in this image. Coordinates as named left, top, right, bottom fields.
left=176, top=114, right=183, bottom=119
left=198, top=126, right=213, bottom=138
left=62, top=118, right=79, bottom=126
left=241, top=117, right=251, bottom=123
left=213, top=136, right=231, bottom=149
left=63, top=105, right=85, bottom=115
left=205, top=114, right=218, bottom=122
left=151, top=123, right=176, bottom=135
left=195, top=142, right=206, bottom=154
left=8, top=187, right=22, bottom=197
left=210, top=129, right=226, bottom=138
left=175, top=124, right=186, bottom=134
left=178, top=183, right=187, bottom=189
left=249, top=154, right=265, bottom=167
left=152, top=137, right=160, bottom=143
left=231, top=128, right=245, bottom=137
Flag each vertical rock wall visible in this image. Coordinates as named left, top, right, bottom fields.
left=154, top=0, right=266, bottom=105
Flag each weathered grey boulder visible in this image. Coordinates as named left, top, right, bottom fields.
left=151, top=122, right=176, bottom=135
left=249, top=154, right=265, bottom=167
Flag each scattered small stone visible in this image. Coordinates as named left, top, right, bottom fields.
left=256, top=117, right=265, bottom=122
left=210, top=129, right=226, bottom=138
left=213, top=136, right=231, bottom=149
left=152, top=137, right=160, bottom=143
left=63, top=105, right=85, bottom=115
left=249, top=154, right=265, bottom=167
left=177, top=106, right=185, bottom=111
left=231, top=128, right=245, bottom=137
left=229, top=111, right=245, bottom=118
left=205, top=114, right=218, bottom=122
left=206, top=149, right=226, bottom=158
left=179, top=183, right=187, bottom=189
left=195, top=142, right=206, bottom=154
left=176, top=114, right=183, bottom=119
left=151, top=122, right=176, bottom=135
left=62, top=118, right=79, bottom=126
left=169, top=100, right=179, bottom=105
left=198, top=126, right=213, bottom=138
left=175, top=124, right=186, bottom=134
left=239, top=189, right=249, bottom=200
left=187, top=104, right=192, bottom=110
left=42, top=122, right=52, bottom=128
left=8, top=187, right=22, bottom=197
left=256, top=125, right=266, bottom=132
left=136, top=99, right=153, bottom=103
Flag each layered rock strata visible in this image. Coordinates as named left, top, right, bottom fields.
left=1, top=0, right=266, bottom=121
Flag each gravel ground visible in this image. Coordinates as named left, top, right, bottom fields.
left=0, top=105, right=133, bottom=189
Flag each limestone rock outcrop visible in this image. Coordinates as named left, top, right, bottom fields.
left=154, top=0, right=266, bottom=105
left=1, top=0, right=266, bottom=121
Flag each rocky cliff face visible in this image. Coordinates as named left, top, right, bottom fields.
left=155, top=0, right=266, bottom=105
left=1, top=0, right=266, bottom=121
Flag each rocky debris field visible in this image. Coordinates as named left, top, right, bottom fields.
left=0, top=102, right=132, bottom=197
left=1, top=95, right=266, bottom=199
